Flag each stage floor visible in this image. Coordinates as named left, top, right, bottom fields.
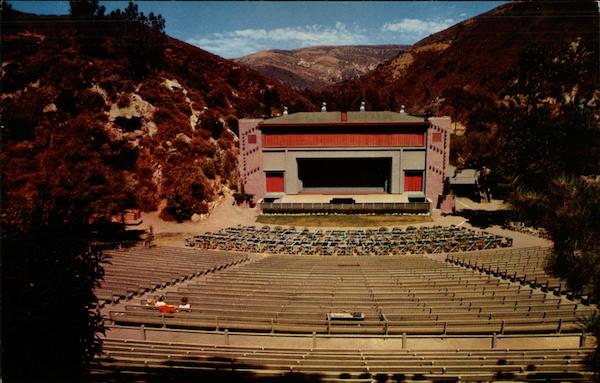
left=279, top=194, right=411, bottom=204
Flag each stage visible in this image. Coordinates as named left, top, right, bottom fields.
left=261, top=193, right=429, bottom=214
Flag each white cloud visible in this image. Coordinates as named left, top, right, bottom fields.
left=187, top=22, right=368, bottom=58
left=381, top=18, right=454, bottom=38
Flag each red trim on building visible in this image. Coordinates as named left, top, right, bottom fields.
left=404, top=171, right=423, bottom=192
left=263, top=129, right=425, bottom=148
left=247, top=134, right=257, bottom=144
left=260, top=121, right=429, bottom=128
left=266, top=172, right=284, bottom=192
left=432, top=132, right=442, bottom=142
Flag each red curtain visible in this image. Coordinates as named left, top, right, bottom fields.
left=266, top=172, right=284, bottom=192
left=404, top=172, right=423, bottom=192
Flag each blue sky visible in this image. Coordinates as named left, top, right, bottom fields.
left=12, top=1, right=506, bottom=58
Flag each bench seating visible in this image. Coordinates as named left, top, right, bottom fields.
left=446, top=247, right=594, bottom=299
left=109, top=254, right=596, bottom=335
left=93, top=338, right=596, bottom=382
left=95, top=247, right=249, bottom=305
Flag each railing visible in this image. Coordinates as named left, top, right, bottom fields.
left=109, top=308, right=582, bottom=336
left=261, top=202, right=430, bottom=214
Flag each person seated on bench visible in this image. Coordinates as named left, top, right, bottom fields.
left=155, top=295, right=166, bottom=307
left=145, top=298, right=156, bottom=307
left=155, top=296, right=177, bottom=315
left=158, top=304, right=177, bottom=314
left=178, top=297, right=191, bottom=312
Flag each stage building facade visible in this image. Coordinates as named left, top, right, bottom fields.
left=238, top=109, right=450, bottom=213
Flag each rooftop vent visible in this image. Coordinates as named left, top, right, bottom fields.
left=283, top=106, right=288, bottom=115
left=359, top=101, right=365, bottom=112
left=321, top=102, right=327, bottom=112
left=400, top=105, right=406, bottom=114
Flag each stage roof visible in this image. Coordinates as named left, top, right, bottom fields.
left=261, top=111, right=426, bottom=125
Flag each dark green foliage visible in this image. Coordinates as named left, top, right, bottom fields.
left=1, top=0, right=13, bottom=14
left=69, top=0, right=105, bottom=18
left=496, top=44, right=599, bottom=188
left=262, top=86, right=280, bottom=115
left=1, top=111, right=136, bottom=381
left=475, top=40, right=600, bottom=371
left=190, top=136, right=217, bottom=157
left=579, top=312, right=600, bottom=371
left=524, top=177, right=600, bottom=293
left=236, top=97, right=262, bottom=117
left=448, top=40, right=600, bottom=372
left=2, top=231, right=106, bottom=383
left=107, top=2, right=166, bottom=80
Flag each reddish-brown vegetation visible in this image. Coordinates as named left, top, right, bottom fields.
left=316, top=2, right=598, bottom=123
left=1, top=9, right=314, bottom=222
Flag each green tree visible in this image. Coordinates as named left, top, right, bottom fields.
left=160, top=161, right=212, bottom=222
left=109, top=2, right=166, bottom=80
left=492, top=41, right=600, bottom=370
left=1, top=115, right=135, bottom=382
left=69, top=0, right=105, bottom=18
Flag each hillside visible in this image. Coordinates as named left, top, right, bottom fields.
left=236, top=45, right=406, bottom=90
left=317, top=1, right=599, bottom=123
left=0, top=9, right=315, bottom=222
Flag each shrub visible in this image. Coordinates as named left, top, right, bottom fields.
left=206, top=85, right=228, bottom=108
left=225, top=116, right=239, bottom=136
left=1, top=89, right=51, bottom=141
left=221, top=150, right=239, bottom=181
left=74, top=89, right=106, bottom=115
left=160, top=162, right=213, bottom=221
left=137, top=78, right=167, bottom=106
left=133, top=152, right=159, bottom=211
left=189, top=137, right=216, bottom=157
left=236, top=96, right=262, bottom=117
left=134, top=180, right=158, bottom=211
left=198, top=112, right=224, bottom=139
left=98, top=75, right=122, bottom=101
left=153, top=106, right=191, bottom=142
left=117, top=94, right=131, bottom=108
left=201, top=159, right=217, bottom=179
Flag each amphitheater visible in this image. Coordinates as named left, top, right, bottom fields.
left=92, top=224, right=598, bottom=382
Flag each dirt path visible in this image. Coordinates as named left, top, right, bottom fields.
left=137, top=193, right=259, bottom=247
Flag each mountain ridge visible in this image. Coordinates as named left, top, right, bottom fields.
left=315, top=1, right=599, bottom=122
left=236, top=44, right=407, bottom=90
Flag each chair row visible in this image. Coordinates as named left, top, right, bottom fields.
left=186, top=225, right=513, bottom=255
